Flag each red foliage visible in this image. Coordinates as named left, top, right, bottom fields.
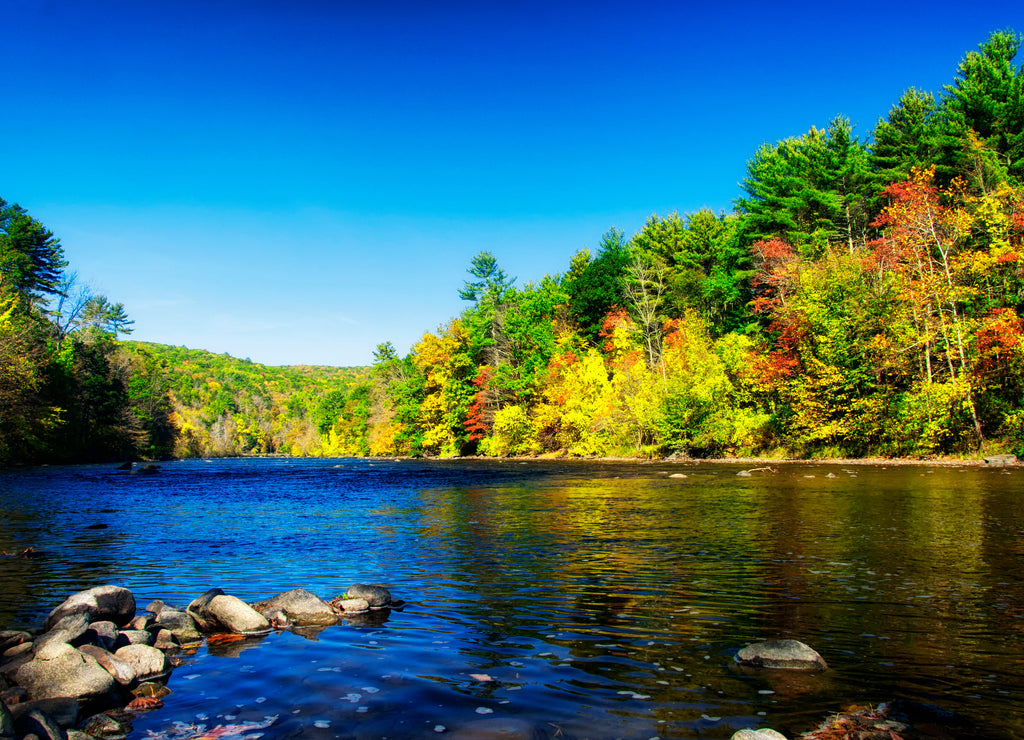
left=974, top=308, right=1024, bottom=379
left=463, top=367, right=493, bottom=441
left=599, top=307, right=631, bottom=353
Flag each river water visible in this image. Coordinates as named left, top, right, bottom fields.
left=0, top=458, right=1021, bottom=739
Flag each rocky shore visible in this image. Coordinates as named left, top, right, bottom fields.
left=0, top=583, right=400, bottom=740
left=0, top=586, right=974, bottom=740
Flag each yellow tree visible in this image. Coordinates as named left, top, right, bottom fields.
left=412, top=320, right=476, bottom=457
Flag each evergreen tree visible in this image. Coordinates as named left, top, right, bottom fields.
left=0, top=200, right=68, bottom=304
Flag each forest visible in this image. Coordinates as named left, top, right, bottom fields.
left=2, top=30, right=1023, bottom=463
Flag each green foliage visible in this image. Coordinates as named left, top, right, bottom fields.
left=459, top=251, right=516, bottom=304
left=0, top=200, right=68, bottom=303
left=564, top=227, right=631, bottom=343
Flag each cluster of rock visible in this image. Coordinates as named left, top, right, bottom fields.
left=0, top=583, right=398, bottom=740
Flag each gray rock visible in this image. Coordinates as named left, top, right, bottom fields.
left=33, top=632, right=76, bottom=662
left=67, top=732, right=92, bottom=740
left=113, top=630, right=153, bottom=650
left=76, top=646, right=135, bottom=686
left=334, top=598, right=369, bottom=613
left=13, top=709, right=65, bottom=740
left=128, top=615, right=154, bottom=631
left=47, top=616, right=89, bottom=644
left=344, top=584, right=391, bottom=608
left=984, top=454, right=1017, bottom=467
left=13, top=644, right=114, bottom=701
left=153, top=608, right=201, bottom=644
left=77, top=622, right=118, bottom=652
left=151, top=629, right=178, bottom=651
left=44, top=587, right=136, bottom=630
left=145, top=600, right=167, bottom=617
left=114, top=644, right=167, bottom=681
left=252, top=589, right=337, bottom=626
left=188, top=591, right=270, bottom=635
left=735, top=639, right=827, bottom=670
left=732, top=730, right=787, bottom=740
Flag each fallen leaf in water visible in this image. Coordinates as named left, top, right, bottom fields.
left=469, top=673, right=493, bottom=682
left=206, top=633, right=247, bottom=645
left=127, top=696, right=164, bottom=712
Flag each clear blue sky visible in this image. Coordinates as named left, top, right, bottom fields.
left=4, top=1, right=1020, bottom=366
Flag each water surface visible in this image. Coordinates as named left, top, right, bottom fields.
left=0, top=458, right=1021, bottom=739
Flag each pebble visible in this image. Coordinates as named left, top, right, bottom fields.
left=475, top=707, right=494, bottom=714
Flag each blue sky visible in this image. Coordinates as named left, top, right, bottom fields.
left=4, top=1, right=1021, bottom=365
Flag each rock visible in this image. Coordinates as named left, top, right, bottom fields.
left=152, top=608, right=201, bottom=644
left=669, top=473, right=688, bottom=479
left=44, top=587, right=136, bottom=631
left=984, top=454, right=1017, bottom=467
left=0, top=699, right=13, bottom=738
left=129, top=464, right=160, bottom=475
left=113, top=645, right=168, bottom=682
left=13, top=644, right=114, bottom=701
left=33, top=633, right=76, bottom=662
left=144, top=600, right=167, bottom=617
left=262, top=609, right=289, bottom=628
left=330, top=598, right=369, bottom=613
left=1, top=686, right=27, bottom=706
left=732, top=729, right=787, bottom=740
left=0, top=632, right=32, bottom=655
left=735, top=639, right=827, bottom=670
left=128, top=615, right=153, bottom=632
left=3, top=643, right=33, bottom=661
left=9, top=698, right=78, bottom=730
left=77, top=622, right=118, bottom=652
left=112, top=630, right=153, bottom=650
left=76, top=646, right=135, bottom=686
left=80, top=712, right=130, bottom=739
left=13, top=709, right=65, bottom=740
left=46, top=617, right=89, bottom=646
left=344, top=584, right=391, bottom=608
left=151, top=629, right=177, bottom=652
left=251, top=589, right=337, bottom=626
left=187, top=591, right=271, bottom=635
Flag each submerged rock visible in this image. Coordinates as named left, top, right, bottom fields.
left=735, top=639, right=827, bottom=670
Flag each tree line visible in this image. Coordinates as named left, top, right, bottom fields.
left=350, top=30, right=1024, bottom=460
left=2, top=30, right=1023, bottom=463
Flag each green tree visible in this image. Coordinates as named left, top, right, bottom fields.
left=940, top=29, right=1024, bottom=183
left=459, top=251, right=516, bottom=303
left=737, top=117, right=873, bottom=256
left=564, top=227, right=631, bottom=343
left=0, top=199, right=68, bottom=304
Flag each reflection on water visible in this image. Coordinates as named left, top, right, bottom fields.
left=0, top=458, right=1022, bottom=738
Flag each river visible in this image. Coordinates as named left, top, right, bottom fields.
left=0, top=458, right=1021, bottom=739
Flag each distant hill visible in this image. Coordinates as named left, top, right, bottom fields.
left=121, top=341, right=371, bottom=457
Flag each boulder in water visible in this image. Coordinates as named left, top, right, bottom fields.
left=735, top=639, right=827, bottom=670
